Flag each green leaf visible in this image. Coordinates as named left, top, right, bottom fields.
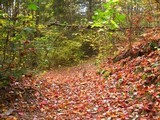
left=23, top=27, right=35, bottom=34
left=116, top=14, right=126, bottom=21
left=28, top=3, right=38, bottom=10
left=91, top=22, right=103, bottom=28
left=142, top=74, right=147, bottom=80
left=110, top=20, right=119, bottom=28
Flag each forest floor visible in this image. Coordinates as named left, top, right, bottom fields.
left=0, top=29, right=160, bottom=120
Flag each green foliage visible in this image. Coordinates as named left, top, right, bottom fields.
left=92, top=0, right=126, bottom=29
left=91, top=0, right=127, bottom=64
left=35, top=33, right=84, bottom=68
left=28, top=3, right=39, bottom=11
left=0, top=1, right=39, bottom=84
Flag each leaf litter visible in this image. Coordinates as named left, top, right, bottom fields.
left=0, top=30, right=160, bottom=119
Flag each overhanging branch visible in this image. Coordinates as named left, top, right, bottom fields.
left=47, top=22, right=119, bottom=31
left=47, top=22, right=159, bottom=31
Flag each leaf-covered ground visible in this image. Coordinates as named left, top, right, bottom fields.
left=0, top=30, right=160, bottom=120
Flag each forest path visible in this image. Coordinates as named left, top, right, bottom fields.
left=30, top=59, right=111, bottom=119
left=40, top=59, right=98, bottom=85
left=28, top=47, right=160, bottom=119
left=1, top=47, right=159, bottom=119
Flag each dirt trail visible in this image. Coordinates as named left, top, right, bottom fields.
left=1, top=48, right=159, bottom=119
left=1, top=59, right=105, bottom=120
left=41, top=60, right=97, bottom=84
left=30, top=60, right=108, bottom=119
